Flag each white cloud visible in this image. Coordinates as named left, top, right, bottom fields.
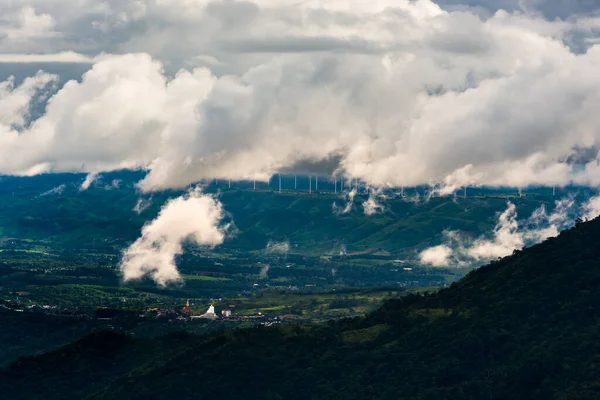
left=265, top=240, right=290, bottom=254
left=133, top=197, right=152, bottom=214
left=583, top=195, right=600, bottom=220
left=362, top=188, right=385, bottom=215
left=466, top=203, right=524, bottom=260
left=420, top=197, right=579, bottom=266
left=419, top=244, right=454, bottom=267
left=0, top=70, right=57, bottom=129
left=79, top=172, right=98, bottom=191
left=0, top=54, right=216, bottom=178
left=0, top=52, right=93, bottom=64
left=435, top=0, right=600, bottom=19
left=333, top=188, right=357, bottom=214
left=1, top=6, right=58, bottom=41
left=38, top=184, right=66, bottom=197
left=120, top=189, right=227, bottom=286
left=1, top=2, right=600, bottom=199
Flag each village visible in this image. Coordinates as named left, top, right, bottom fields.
left=147, top=299, right=282, bottom=326
left=0, top=295, right=284, bottom=328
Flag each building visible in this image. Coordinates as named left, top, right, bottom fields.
left=191, top=304, right=217, bottom=320
left=181, top=299, right=192, bottom=316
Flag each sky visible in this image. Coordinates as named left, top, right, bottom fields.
left=1, top=0, right=600, bottom=192
left=3, top=0, right=600, bottom=285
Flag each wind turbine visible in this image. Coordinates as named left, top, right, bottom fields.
left=309, top=176, right=312, bottom=194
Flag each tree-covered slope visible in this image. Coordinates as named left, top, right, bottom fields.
left=3, top=218, right=600, bottom=399
left=0, top=172, right=573, bottom=256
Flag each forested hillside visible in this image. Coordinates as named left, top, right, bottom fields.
left=2, top=216, right=600, bottom=399
left=0, top=172, right=574, bottom=256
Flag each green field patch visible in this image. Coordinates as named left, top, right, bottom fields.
left=182, top=275, right=231, bottom=282
left=0, top=249, right=51, bottom=255
left=257, top=305, right=288, bottom=311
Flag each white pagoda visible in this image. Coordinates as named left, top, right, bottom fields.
left=196, top=304, right=217, bottom=320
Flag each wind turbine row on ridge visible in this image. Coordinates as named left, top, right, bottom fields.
left=213, top=175, right=379, bottom=194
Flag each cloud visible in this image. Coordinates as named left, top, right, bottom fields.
left=1, top=6, right=58, bottom=42
left=433, top=0, right=600, bottom=19
left=420, top=198, right=579, bottom=266
left=120, top=189, right=227, bottom=286
left=2, top=1, right=600, bottom=194
left=0, top=52, right=93, bottom=64
left=133, top=197, right=152, bottom=215
left=583, top=195, right=600, bottom=220
left=79, top=172, right=98, bottom=191
left=0, top=54, right=215, bottom=178
left=38, top=184, right=66, bottom=197
left=419, top=245, right=454, bottom=267
left=465, top=202, right=525, bottom=261
left=265, top=240, right=290, bottom=254
left=107, top=179, right=121, bottom=189
left=333, top=188, right=357, bottom=214
left=362, top=188, right=385, bottom=215
left=259, top=264, right=270, bottom=277
left=0, top=70, right=57, bottom=129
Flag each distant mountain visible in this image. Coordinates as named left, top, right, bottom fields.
left=0, top=172, right=581, bottom=257
left=3, top=216, right=600, bottom=399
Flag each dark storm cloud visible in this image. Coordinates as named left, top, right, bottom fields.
left=281, top=155, right=345, bottom=177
